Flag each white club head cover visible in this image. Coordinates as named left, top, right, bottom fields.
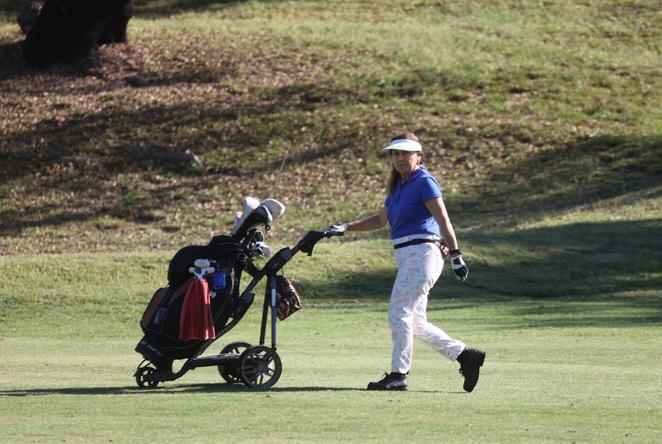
left=254, top=241, right=272, bottom=257
left=231, top=196, right=260, bottom=236
left=259, top=198, right=286, bottom=221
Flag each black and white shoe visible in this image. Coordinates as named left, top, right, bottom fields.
left=457, top=348, right=486, bottom=392
left=367, top=372, right=408, bottom=391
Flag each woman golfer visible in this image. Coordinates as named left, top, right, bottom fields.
left=329, top=132, right=485, bottom=392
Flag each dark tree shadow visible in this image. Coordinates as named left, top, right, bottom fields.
left=0, top=0, right=251, bottom=19
left=3, top=54, right=657, bottom=236
left=0, top=72, right=366, bottom=237
left=297, top=218, right=662, bottom=328
left=134, top=0, right=249, bottom=18
left=0, top=1, right=29, bottom=16
left=452, top=133, right=662, bottom=226
left=0, top=37, right=137, bottom=82
left=0, top=40, right=26, bottom=79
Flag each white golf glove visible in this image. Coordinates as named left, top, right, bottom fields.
left=326, top=224, right=347, bottom=233
left=450, top=250, right=469, bottom=281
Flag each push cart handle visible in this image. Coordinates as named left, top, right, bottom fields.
left=295, top=229, right=343, bottom=257
left=241, top=229, right=343, bottom=295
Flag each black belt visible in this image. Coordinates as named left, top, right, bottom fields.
left=393, top=239, right=440, bottom=250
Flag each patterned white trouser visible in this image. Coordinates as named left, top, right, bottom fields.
left=389, top=242, right=466, bottom=374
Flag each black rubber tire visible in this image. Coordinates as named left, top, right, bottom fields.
left=238, top=345, right=282, bottom=389
left=135, top=365, right=159, bottom=389
left=218, top=341, right=252, bottom=384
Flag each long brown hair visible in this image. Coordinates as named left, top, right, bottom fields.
left=386, top=132, right=420, bottom=195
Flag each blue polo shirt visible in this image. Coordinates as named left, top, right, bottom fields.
left=384, top=167, right=443, bottom=240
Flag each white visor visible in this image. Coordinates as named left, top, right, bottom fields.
left=380, top=139, right=422, bottom=152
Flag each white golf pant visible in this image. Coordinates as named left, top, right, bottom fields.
left=389, top=242, right=466, bottom=374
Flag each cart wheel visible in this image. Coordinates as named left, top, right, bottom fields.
left=238, top=345, right=282, bottom=389
left=135, top=365, right=159, bottom=389
left=218, top=341, right=252, bottom=384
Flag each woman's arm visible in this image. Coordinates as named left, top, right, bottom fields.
left=426, top=197, right=469, bottom=281
left=425, top=197, right=459, bottom=250
left=346, top=206, right=388, bottom=232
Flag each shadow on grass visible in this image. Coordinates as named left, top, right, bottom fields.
left=303, top=220, right=662, bottom=297
left=500, top=299, right=662, bottom=329
left=298, top=218, right=662, bottom=328
left=0, top=1, right=28, bottom=17
left=4, top=90, right=658, bottom=238
left=2, top=74, right=659, bottom=237
left=458, top=218, right=662, bottom=298
left=135, top=0, right=249, bottom=18
left=0, top=383, right=366, bottom=397
left=0, top=76, right=361, bottom=175
left=454, top=133, right=662, bottom=226
left=0, top=40, right=26, bottom=79
left=0, top=76, right=365, bottom=236
left=0, top=383, right=464, bottom=397
left=0, top=38, right=119, bottom=82
left=0, top=0, right=251, bottom=20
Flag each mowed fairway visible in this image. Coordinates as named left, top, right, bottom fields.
left=1, top=242, right=661, bottom=443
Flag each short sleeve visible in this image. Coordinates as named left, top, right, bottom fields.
left=420, top=176, right=442, bottom=202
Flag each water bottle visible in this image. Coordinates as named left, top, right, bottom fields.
left=212, top=270, right=226, bottom=291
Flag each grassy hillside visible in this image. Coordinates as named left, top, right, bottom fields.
left=1, top=0, right=660, bottom=254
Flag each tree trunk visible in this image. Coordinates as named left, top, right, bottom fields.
left=23, top=0, right=133, bottom=68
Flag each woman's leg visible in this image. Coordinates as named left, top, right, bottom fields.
left=388, top=243, right=462, bottom=373
left=412, top=294, right=466, bottom=361
left=411, top=244, right=466, bottom=359
left=387, top=244, right=484, bottom=391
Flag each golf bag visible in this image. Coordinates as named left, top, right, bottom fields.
left=136, top=235, right=251, bottom=368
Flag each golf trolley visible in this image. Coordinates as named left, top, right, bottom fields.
left=134, top=201, right=342, bottom=390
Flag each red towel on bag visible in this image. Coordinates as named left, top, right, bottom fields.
left=179, top=278, right=216, bottom=341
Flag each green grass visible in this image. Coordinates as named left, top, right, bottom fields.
left=1, top=312, right=661, bottom=442
left=1, top=209, right=661, bottom=442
